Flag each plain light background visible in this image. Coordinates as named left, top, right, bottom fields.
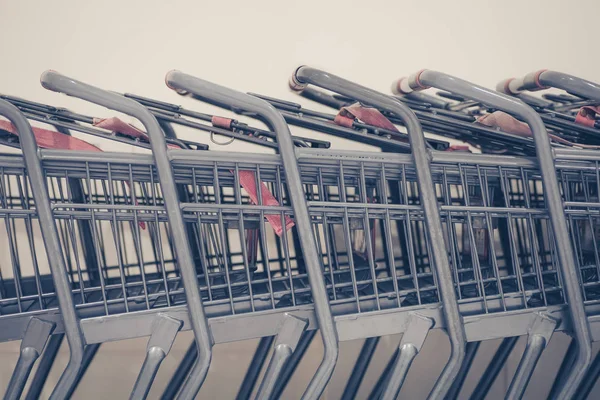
left=1, top=0, right=599, bottom=398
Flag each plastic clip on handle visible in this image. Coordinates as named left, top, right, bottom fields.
left=394, top=69, right=593, bottom=400
left=0, top=100, right=86, bottom=400
left=40, top=70, right=213, bottom=400
left=497, top=70, right=600, bottom=103
left=165, top=70, right=339, bottom=400
left=495, top=69, right=549, bottom=95
left=292, top=66, right=466, bottom=400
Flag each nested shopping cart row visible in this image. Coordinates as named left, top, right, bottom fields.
left=0, top=66, right=598, bottom=400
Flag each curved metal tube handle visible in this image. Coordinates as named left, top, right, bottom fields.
left=293, top=66, right=466, bottom=399
left=165, top=70, right=339, bottom=400
left=393, top=69, right=593, bottom=399
left=40, top=70, right=213, bottom=399
left=0, top=100, right=85, bottom=400
left=497, top=69, right=600, bottom=102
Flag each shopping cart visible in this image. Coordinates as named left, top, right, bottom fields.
left=0, top=73, right=218, bottom=400
left=495, top=70, right=600, bottom=400
left=405, top=71, right=600, bottom=399
left=389, top=70, right=598, bottom=399
left=0, top=91, right=221, bottom=400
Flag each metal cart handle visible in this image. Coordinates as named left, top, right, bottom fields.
left=0, top=100, right=85, bottom=400
left=40, top=70, right=213, bottom=400
left=497, top=70, right=600, bottom=102
left=291, top=66, right=466, bottom=400
left=165, top=70, right=339, bottom=400
left=393, top=69, right=593, bottom=400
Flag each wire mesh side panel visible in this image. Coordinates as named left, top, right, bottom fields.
left=173, top=157, right=306, bottom=316
left=432, top=160, right=563, bottom=314
left=0, top=159, right=51, bottom=316
left=558, top=156, right=600, bottom=305
left=42, top=156, right=179, bottom=317
left=299, top=154, right=439, bottom=314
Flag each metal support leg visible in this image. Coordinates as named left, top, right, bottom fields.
left=548, top=339, right=576, bottom=400
left=574, top=350, right=600, bottom=400
left=5, top=318, right=55, bottom=400
left=469, top=337, right=519, bottom=400
left=25, top=333, right=65, bottom=400
left=255, top=314, right=307, bottom=400
left=236, top=337, right=275, bottom=400
left=270, top=330, right=317, bottom=400
left=381, top=313, right=434, bottom=400
left=505, top=313, right=557, bottom=400
left=341, top=337, right=380, bottom=400
left=130, top=315, right=182, bottom=400
left=446, top=341, right=481, bottom=400
left=369, top=348, right=399, bottom=400
left=161, top=341, right=197, bottom=400
left=65, top=343, right=101, bottom=399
